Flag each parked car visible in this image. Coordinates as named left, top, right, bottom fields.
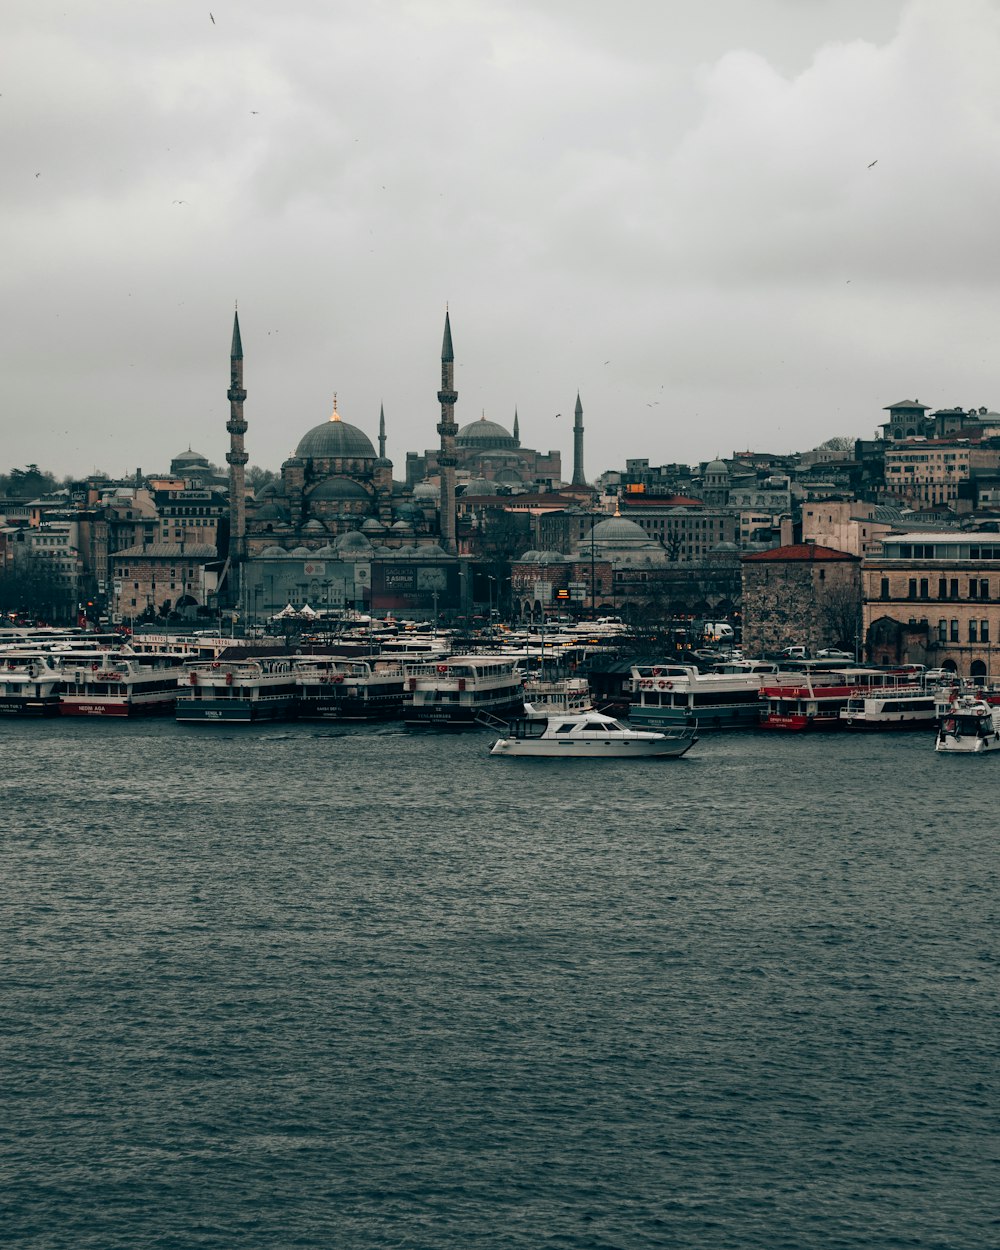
left=816, top=648, right=853, bottom=660
left=778, top=645, right=808, bottom=659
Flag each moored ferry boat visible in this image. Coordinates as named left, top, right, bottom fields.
left=759, top=667, right=895, bottom=731
left=520, top=676, right=593, bottom=713
left=839, top=685, right=937, bottom=731
left=0, top=653, right=63, bottom=716
left=176, top=658, right=299, bottom=723
left=405, top=655, right=524, bottom=728
left=935, top=695, right=1000, bottom=753
left=58, top=652, right=186, bottom=716
left=628, top=663, right=770, bottom=730
left=295, top=656, right=409, bottom=721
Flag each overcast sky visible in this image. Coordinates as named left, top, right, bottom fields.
left=4, top=0, right=1000, bottom=483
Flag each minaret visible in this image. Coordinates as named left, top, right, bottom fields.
left=379, top=403, right=387, bottom=458
left=226, top=308, right=249, bottom=564
left=572, top=390, right=586, bottom=486
left=437, top=309, right=459, bottom=551
left=513, top=409, right=520, bottom=447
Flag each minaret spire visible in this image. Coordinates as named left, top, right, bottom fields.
left=379, top=403, right=386, bottom=459
left=226, top=307, right=249, bottom=570
left=572, top=390, right=586, bottom=487
left=513, top=408, right=520, bottom=447
left=437, top=309, right=459, bottom=552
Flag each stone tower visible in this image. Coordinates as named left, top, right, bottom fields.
left=437, top=310, right=459, bottom=552
left=572, top=390, right=586, bottom=486
left=226, top=309, right=249, bottom=565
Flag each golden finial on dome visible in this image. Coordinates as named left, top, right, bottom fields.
left=330, top=393, right=341, bottom=423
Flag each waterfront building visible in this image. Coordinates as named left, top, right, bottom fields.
left=862, top=530, right=1000, bottom=678
left=110, top=543, right=219, bottom=621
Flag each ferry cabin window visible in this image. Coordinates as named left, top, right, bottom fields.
left=554, top=723, right=576, bottom=734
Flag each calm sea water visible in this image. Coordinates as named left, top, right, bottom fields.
left=1, top=720, right=997, bottom=1249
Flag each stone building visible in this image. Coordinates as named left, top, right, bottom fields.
left=110, top=542, right=220, bottom=620
left=741, top=542, right=861, bottom=656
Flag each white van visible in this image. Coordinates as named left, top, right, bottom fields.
left=704, top=621, right=735, bottom=641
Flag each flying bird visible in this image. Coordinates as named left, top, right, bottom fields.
left=867, top=159, right=878, bottom=168
left=35, top=171, right=41, bottom=178
left=209, top=12, right=215, bottom=23
left=554, top=413, right=561, bottom=419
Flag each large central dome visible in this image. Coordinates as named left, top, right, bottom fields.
left=456, top=415, right=516, bottom=449
left=296, top=403, right=376, bottom=459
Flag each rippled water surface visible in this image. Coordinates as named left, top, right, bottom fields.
left=2, top=720, right=997, bottom=1249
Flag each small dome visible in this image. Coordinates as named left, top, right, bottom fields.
left=260, top=545, right=288, bottom=557
left=337, top=531, right=372, bottom=550
left=173, top=449, right=209, bottom=465
left=290, top=545, right=312, bottom=556
left=256, top=481, right=280, bottom=499
left=390, top=519, right=414, bottom=532
left=705, top=459, right=729, bottom=476
left=303, top=518, right=327, bottom=532
left=590, top=516, right=651, bottom=543
left=308, top=477, right=370, bottom=501
left=254, top=502, right=289, bottom=522
left=360, top=517, right=386, bottom=533
left=313, top=544, right=339, bottom=557
left=456, top=416, right=516, bottom=449
left=412, top=480, right=439, bottom=500
left=462, top=477, right=499, bottom=495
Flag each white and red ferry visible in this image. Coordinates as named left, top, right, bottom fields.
left=58, top=651, right=186, bottom=716
left=759, top=666, right=906, bottom=731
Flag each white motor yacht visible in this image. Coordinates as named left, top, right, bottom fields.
left=490, top=704, right=697, bottom=759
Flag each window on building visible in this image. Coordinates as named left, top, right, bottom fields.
left=950, top=578, right=959, bottom=598
left=981, top=579, right=989, bottom=599
left=938, top=578, right=947, bottom=598
left=951, top=619, right=960, bottom=641
left=969, top=620, right=978, bottom=643
left=881, top=577, right=890, bottom=599
left=970, top=579, right=979, bottom=599
left=938, top=619, right=947, bottom=643
left=981, top=620, right=990, bottom=643
left=919, top=578, right=929, bottom=598
left=908, top=578, right=917, bottom=599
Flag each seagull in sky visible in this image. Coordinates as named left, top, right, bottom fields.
left=209, top=12, right=215, bottom=23
left=867, top=159, right=878, bottom=168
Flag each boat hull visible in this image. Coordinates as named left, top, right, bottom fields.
left=60, top=696, right=176, bottom=717
left=175, top=696, right=298, bottom=724
left=490, top=736, right=694, bottom=759
left=0, top=697, right=62, bottom=717
left=627, top=703, right=758, bottom=731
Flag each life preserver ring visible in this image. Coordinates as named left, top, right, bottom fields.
left=657, top=679, right=671, bottom=690
left=640, top=678, right=652, bottom=689
left=652, top=667, right=662, bottom=677
left=664, top=680, right=673, bottom=690
left=332, top=674, right=344, bottom=684
left=91, top=662, right=99, bottom=671
left=211, top=662, right=220, bottom=669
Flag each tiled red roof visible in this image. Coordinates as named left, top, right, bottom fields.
left=741, top=543, right=857, bottom=563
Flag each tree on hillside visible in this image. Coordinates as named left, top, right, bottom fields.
left=819, top=436, right=859, bottom=453
left=0, top=464, right=58, bottom=498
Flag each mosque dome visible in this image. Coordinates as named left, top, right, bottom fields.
left=295, top=401, right=376, bottom=459
left=705, top=459, right=729, bottom=476
left=308, top=478, right=370, bottom=501
left=173, top=448, right=210, bottom=466
left=260, top=545, right=288, bottom=557
left=589, top=516, right=651, bottom=543
left=360, top=517, right=387, bottom=534
left=462, top=477, right=499, bottom=495
left=412, top=480, right=439, bottom=500
left=455, top=416, right=517, bottom=449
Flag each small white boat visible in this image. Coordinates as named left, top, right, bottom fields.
left=935, top=696, right=1000, bottom=753
left=490, top=704, right=697, bottom=759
